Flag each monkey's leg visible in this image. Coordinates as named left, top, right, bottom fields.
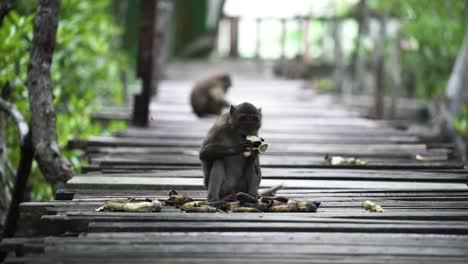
left=207, top=160, right=225, bottom=202
left=245, top=155, right=262, bottom=198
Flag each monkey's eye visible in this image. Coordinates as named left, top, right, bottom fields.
left=249, top=116, right=259, bottom=122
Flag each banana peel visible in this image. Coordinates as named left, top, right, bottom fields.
left=362, top=200, right=384, bottom=213
left=325, top=155, right=368, bottom=165
left=165, top=190, right=194, bottom=206
left=95, top=190, right=322, bottom=214
left=270, top=203, right=299, bottom=212
left=230, top=207, right=262, bottom=213
left=179, top=201, right=206, bottom=210
left=183, top=206, right=218, bottom=213
left=96, top=198, right=162, bottom=212
left=221, top=201, right=241, bottom=211
left=243, top=135, right=269, bottom=157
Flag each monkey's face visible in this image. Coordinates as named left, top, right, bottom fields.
left=230, top=103, right=262, bottom=136
left=220, top=75, right=231, bottom=91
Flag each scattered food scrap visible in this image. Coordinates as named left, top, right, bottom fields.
left=325, top=155, right=368, bottom=165
left=415, top=154, right=433, bottom=162
left=165, top=190, right=194, bottom=205
left=362, top=200, right=384, bottom=213
left=182, top=149, right=199, bottom=156
left=95, top=198, right=162, bottom=212
left=96, top=186, right=321, bottom=214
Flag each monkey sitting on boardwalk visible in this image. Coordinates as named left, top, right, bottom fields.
left=190, top=73, right=232, bottom=117
left=199, top=102, right=262, bottom=202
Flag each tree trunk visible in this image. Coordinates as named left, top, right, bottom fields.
left=389, top=24, right=402, bottom=119
left=351, top=0, right=368, bottom=94
left=132, top=0, right=158, bottom=127
left=441, top=32, right=468, bottom=160
left=0, top=0, right=14, bottom=27
left=0, top=83, right=12, bottom=225
left=373, top=14, right=386, bottom=119
left=1, top=132, right=33, bottom=238
left=26, top=0, right=74, bottom=188
left=332, top=19, right=344, bottom=93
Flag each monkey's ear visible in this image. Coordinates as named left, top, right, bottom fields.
left=258, top=107, right=262, bottom=113
left=230, top=105, right=236, bottom=115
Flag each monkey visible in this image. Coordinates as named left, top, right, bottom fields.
left=190, top=73, right=232, bottom=117
left=199, top=102, right=262, bottom=202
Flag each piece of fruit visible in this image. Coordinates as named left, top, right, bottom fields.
left=230, top=207, right=262, bottom=213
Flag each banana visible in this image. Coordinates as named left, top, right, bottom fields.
left=179, top=201, right=206, bottom=210
left=296, top=201, right=318, bottom=212
left=230, top=207, right=262, bottom=213
left=370, top=204, right=384, bottom=212
left=165, top=190, right=194, bottom=206
left=256, top=202, right=270, bottom=212
left=362, top=200, right=375, bottom=209
left=270, top=203, right=299, bottom=212
left=96, top=201, right=126, bottom=212
left=243, top=135, right=269, bottom=157
left=183, top=206, right=217, bottom=213
left=325, top=155, right=368, bottom=165
left=96, top=199, right=163, bottom=212
left=123, top=202, right=157, bottom=212
left=222, top=201, right=241, bottom=211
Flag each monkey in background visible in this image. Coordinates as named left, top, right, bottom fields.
left=199, top=102, right=262, bottom=202
left=190, top=73, right=232, bottom=117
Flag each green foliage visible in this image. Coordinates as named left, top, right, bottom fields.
left=454, top=105, right=468, bottom=136
left=0, top=0, right=129, bottom=201
left=370, top=0, right=467, bottom=98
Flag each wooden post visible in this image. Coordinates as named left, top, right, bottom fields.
left=296, top=17, right=302, bottom=58
left=132, top=0, right=158, bottom=127
left=333, top=18, right=344, bottom=93
left=255, top=18, right=261, bottom=59
left=152, top=0, right=173, bottom=96
left=280, top=18, right=286, bottom=59
left=302, top=17, right=310, bottom=62
left=440, top=32, right=468, bottom=160
left=373, top=14, right=386, bottom=119
left=352, top=0, right=368, bottom=94
left=389, top=24, right=402, bottom=119
left=229, top=16, right=239, bottom=58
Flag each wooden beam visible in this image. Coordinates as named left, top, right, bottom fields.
left=280, top=18, right=286, bottom=59
left=228, top=16, right=239, bottom=58
left=373, top=14, right=386, bottom=119
left=389, top=24, right=402, bottom=119
left=132, top=0, right=158, bottom=127
left=255, top=18, right=262, bottom=59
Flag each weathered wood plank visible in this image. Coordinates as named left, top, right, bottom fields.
left=66, top=176, right=468, bottom=190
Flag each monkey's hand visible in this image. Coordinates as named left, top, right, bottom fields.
left=238, top=139, right=257, bottom=152
left=200, top=141, right=253, bottom=161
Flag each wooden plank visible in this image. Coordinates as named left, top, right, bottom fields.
left=74, top=168, right=468, bottom=182
left=87, top=221, right=468, bottom=234
left=92, top=156, right=463, bottom=170
left=78, top=136, right=430, bottom=149
left=87, top=146, right=449, bottom=160
left=66, top=176, right=468, bottom=190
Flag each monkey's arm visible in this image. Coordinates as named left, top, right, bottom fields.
left=199, top=143, right=240, bottom=161
left=200, top=139, right=254, bottom=161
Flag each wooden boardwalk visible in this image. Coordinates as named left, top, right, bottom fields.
left=2, top=80, right=468, bottom=263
